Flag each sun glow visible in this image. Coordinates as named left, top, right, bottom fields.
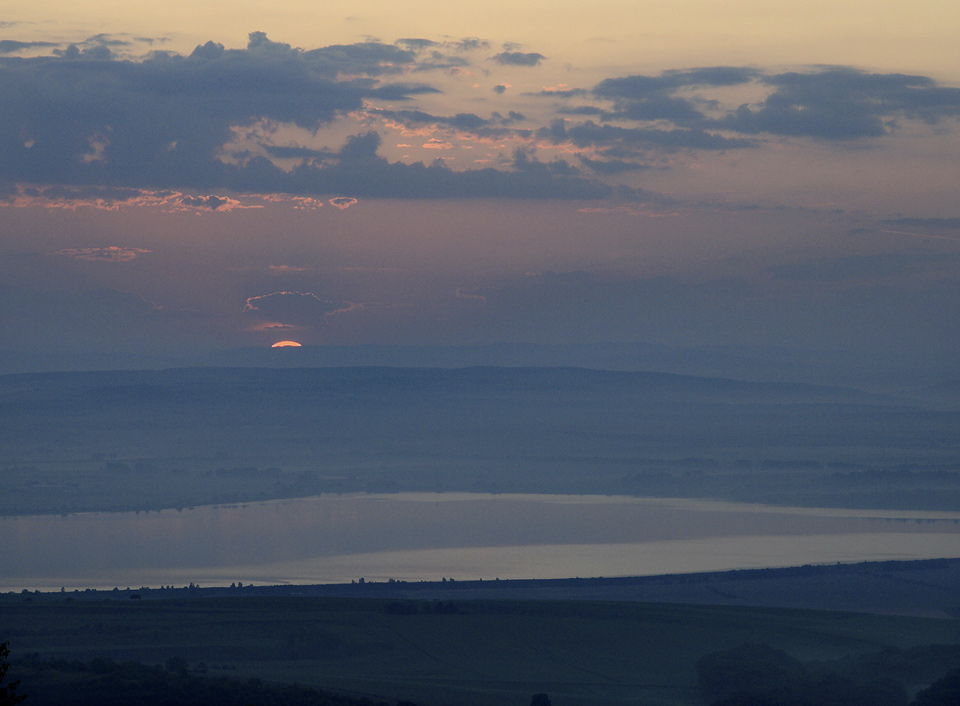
left=270, top=340, right=302, bottom=347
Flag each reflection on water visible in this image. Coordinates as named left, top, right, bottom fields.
left=3, top=493, right=960, bottom=591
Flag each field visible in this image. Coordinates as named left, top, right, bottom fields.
left=4, top=589, right=960, bottom=706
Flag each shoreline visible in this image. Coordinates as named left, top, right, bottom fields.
left=9, top=556, right=960, bottom=618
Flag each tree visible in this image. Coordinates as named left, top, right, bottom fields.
left=0, top=641, right=26, bottom=706
left=530, top=693, right=552, bottom=706
left=912, top=668, right=960, bottom=706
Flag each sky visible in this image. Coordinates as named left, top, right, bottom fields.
left=1, top=1, right=959, bottom=376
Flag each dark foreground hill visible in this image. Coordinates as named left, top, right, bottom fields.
left=1, top=366, right=958, bottom=514
left=5, top=572, right=960, bottom=706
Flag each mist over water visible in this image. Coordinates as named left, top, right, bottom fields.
left=3, top=493, right=959, bottom=591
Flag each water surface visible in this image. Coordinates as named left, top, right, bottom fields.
left=3, top=493, right=960, bottom=591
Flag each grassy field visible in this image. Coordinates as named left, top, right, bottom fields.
left=4, top=594, right=959, bottom=706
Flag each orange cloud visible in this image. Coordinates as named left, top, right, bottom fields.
left=456, top=288, right=487, bottom=304
left=578, top=205, right=684, bottom=217
left=2, top=186, right=265, bottom=212
left=259, top=194, right=325, bottom=209
left=54, top=246, right=152, bottom=262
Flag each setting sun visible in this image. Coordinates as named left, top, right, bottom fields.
left=270, top=340, right=302, bottom=348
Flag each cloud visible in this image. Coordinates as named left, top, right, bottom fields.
left=396, top=38, right=438, bottom=50
left=0, top=184, right=257, bottom=211
left=451, top=38, right=490, bottom=52
left=177, top=194, right=243, bottom=210
left=220, top=131, right=621, bottom=199
left=0, top=34, right=613, bottom=199
left=456, top=288, right=487, bottom=304
left=2, top=185, right=180, bottom=210
left=376, top=108, right=491, bottom=131
left=0, top=40, right=58, bottom=54
left=595, top=66, right=760, bottom=97
left=718, top=69, right=960, bottom=139
left=578, top=156, right=650, bottom=174
left=263, top=145, right=336, bottom=160
left=260, top=194, right=325, bottom=209
left=0, top=32, right=436, bottom=190
left=491, top=51, right=545, bottom=67
left=540, top=119, right=754, bottom=151
left=54, top=246, right=152, bottom=262
left=3, top=37, right=959, bottom=202
left=585, top=66, right=960, bottom=141
left=329, top=196, right=357, bottom=209
left=242, top=291, right=356, bottom=325
left=534, top=87, right=589, bottom=98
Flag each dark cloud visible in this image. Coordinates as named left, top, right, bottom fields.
left=396, top=38, right=437, bottom=49
left=540, top=119, right=755, bottom=151
left=376, top=109, right=491, bottom=131
left=133, top=36, right=169, bottom=46
left=493, top=84, right=507, bottom=94
left=228, top=132, right=617, bottom=199
left=595, top=67, right=760, bottom=96
left=490, top=111, right=525, bottom=125
left=450, top=38, right=490, bottom=52
left=491, top=51, right=544, bottom=67
left=592, top=67, right=759, bottom=124
left=512, top=148, right=579, bottom=177
left=377, top=107, right=531, bottom=136
left=557, top=105, right=605, bottom=116
left=0, top=40, right=58, bottom=54
left=79, top=33, right=132, bottom=48
left=303, top=40, right=420, bottom=77
left=589, top=66, right=960, bottom=140
left=3, top=41, right=958, bottom=202
left=262, top=145, right=336, bottom=160
left=718, top=69, right=960, bottom=139
left=578, top=156, right=650, bottom=174
left=533, top=88, right=589, bottom=98
left=0, top=32, right=437, bottom=192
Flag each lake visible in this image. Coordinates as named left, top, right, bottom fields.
left=3, top=493, right=960, bottom=591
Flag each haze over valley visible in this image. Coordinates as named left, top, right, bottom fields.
left=2, top=366, right=958, bottom=517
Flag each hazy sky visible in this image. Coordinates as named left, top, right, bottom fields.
left=1, top=1, right=959, bottom=368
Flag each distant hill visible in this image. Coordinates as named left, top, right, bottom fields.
left=1, top=341, right=956, bottom=395
left=1, top=366, right=958, bottom=515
